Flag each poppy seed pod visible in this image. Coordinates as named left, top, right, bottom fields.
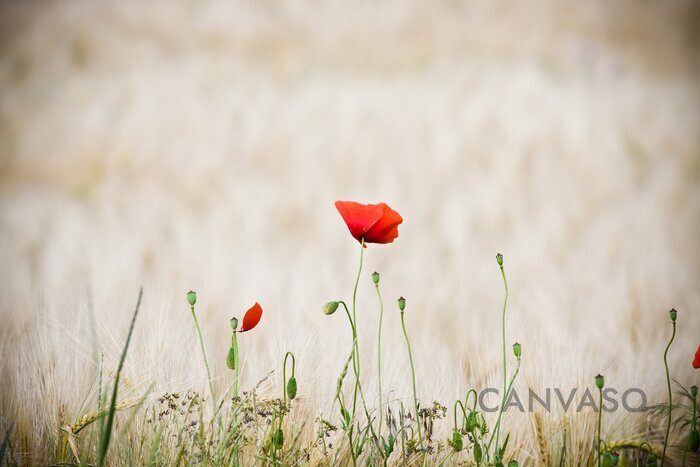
left=451, top=429, right=463, bottom=452
left=691, top=385, right=698, bottom=398
left=187, top=290, right=197, bottom=306
left=274, top=427, right=284, bottom=449
left=286, top=377, right=297, bottom=400
left=371, top=271, right=380, bottom=285
left=595, top=374, right=605, bottom=389
left=230, top=317, right=238, bottom=330
left=688, top=429, right=700, bottom=453
left=398, top=296, right=406, bottom=312
left=496, top=253, right=503, bottom=266
left=323, top=301, right=339, bottom=315
left=669, top=308, right=677, bottom=322
left=513, top=342, right=522, bottom=358
left=227, top=347, right=236, bottom=370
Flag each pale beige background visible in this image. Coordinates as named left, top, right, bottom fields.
left=1, top=1, right=699, bottom=463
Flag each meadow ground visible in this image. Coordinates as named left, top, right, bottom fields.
left=1, top=1, right=699, bottom=464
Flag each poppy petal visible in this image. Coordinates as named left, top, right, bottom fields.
left=239, top=302, right=262, bottom=332
left=335, top=201, right=384, bottom=242
left=694, top=344, right=700, bottom=369
left=364, top=203, right=403, bottom=244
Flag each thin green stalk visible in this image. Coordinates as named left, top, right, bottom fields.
left=661, top=318, right=676, bottom=467
left=486, top=355, right=521, bottom=456
left=98, top=287, right=142, bottom=467
left=400, top=309, right=423, bottom=449
left=350, top=239, right=365, bottom=420
left=231, top=330, right=239, bottom=400
left=191, top=305, right=216, bottom=410
left=374, top=279, right=385, bottom=439
left=597, top=386, right=603, bottom=467
left=494, top=255, right=508, bottom=452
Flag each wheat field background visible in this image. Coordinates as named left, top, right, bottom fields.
left=1, top=0, right=699, bottom=464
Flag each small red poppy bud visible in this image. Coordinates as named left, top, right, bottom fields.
left=187, top=290, right=197, bottom=306
left=397, top=296, right=406, bottom=312
left=371, top=271, right=380, bottom=285
left=595, top=374, right=604, bottom=389
left=669, top=308, right=677, bottom=322
left=323, top=301, right=339, bottom=315
left=513, top=342, right=521, bottom=359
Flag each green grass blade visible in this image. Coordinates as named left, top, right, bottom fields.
left=97, top=287, right=143, bottom=466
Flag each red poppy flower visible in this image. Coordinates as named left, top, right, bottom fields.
left=239, top=302, right=262, bottom=332
left=335, top=201, right=403, bottom=245
left=693, top=344, right=700, bottom=369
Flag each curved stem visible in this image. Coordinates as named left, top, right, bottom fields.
left=191, top=306, right=216, bottom=410
left=400, top=310, right=424, bottom=449
left=465, top=389, right=478, bottom=412
left=283, top=351, right=295, bottom=404
left=454, top=400, right=467, bottom=431
left=661, top=321, right=676, bottom=467
left=375, top=281, right=384, bottom=439
left=494, top=263, right=509, bottom=452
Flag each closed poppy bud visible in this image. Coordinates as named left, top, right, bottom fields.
left=508, top=462, right=519, bottom=467
left=602, top=452, right=619, bottom=467
left=595, top=374, right=604, bottom=389
left=227, top=347, right=236, bottom=370
left=230, top=317, right=238, bottom=330
left=688, top=429, right=700, bottom=452
left=323, top=301, right=339, bottom=315
left=466, top=411, right=478, bottom=432
left=187, top=290, right=197, bottom=306
left=496, top=253, right=503, bottom=266
left=691, top=385, right=698, bottom=398
left=451, top=430, right=463, bottom=451
left=645, top=453, right=658, bottom=466
left=474, top=442, right=483, bottom=463
left=371, top=271, right=380, bottom=285
left=398, top=296, right=406, bottom=312
left=286, top=377, right=297, bottom=400
left=669, top=308, right=677, bottom=322
left=513, top=342, right=521, bottom=358
left=274, top=427, right=284, bottom=449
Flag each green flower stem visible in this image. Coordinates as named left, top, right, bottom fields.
left=350, top=239, right=365, bottom=421
left=374, top=280, right=384, bottom=439
left=283, top=351, right=295, bottom=404
left=597, top=386, right=603, bottom=467
left=454, top=400, right=467, bottom=431
left=486, top=356, right=521, bottom=457
left=231, top=330, right=239, bottom=400
left=191, top=305, right=216, bottom=410
left=400, top=309, right=424, bottom=449
left=661, top=320, right=676, bottom=467
left=494, top=260, right=509, bottom=453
